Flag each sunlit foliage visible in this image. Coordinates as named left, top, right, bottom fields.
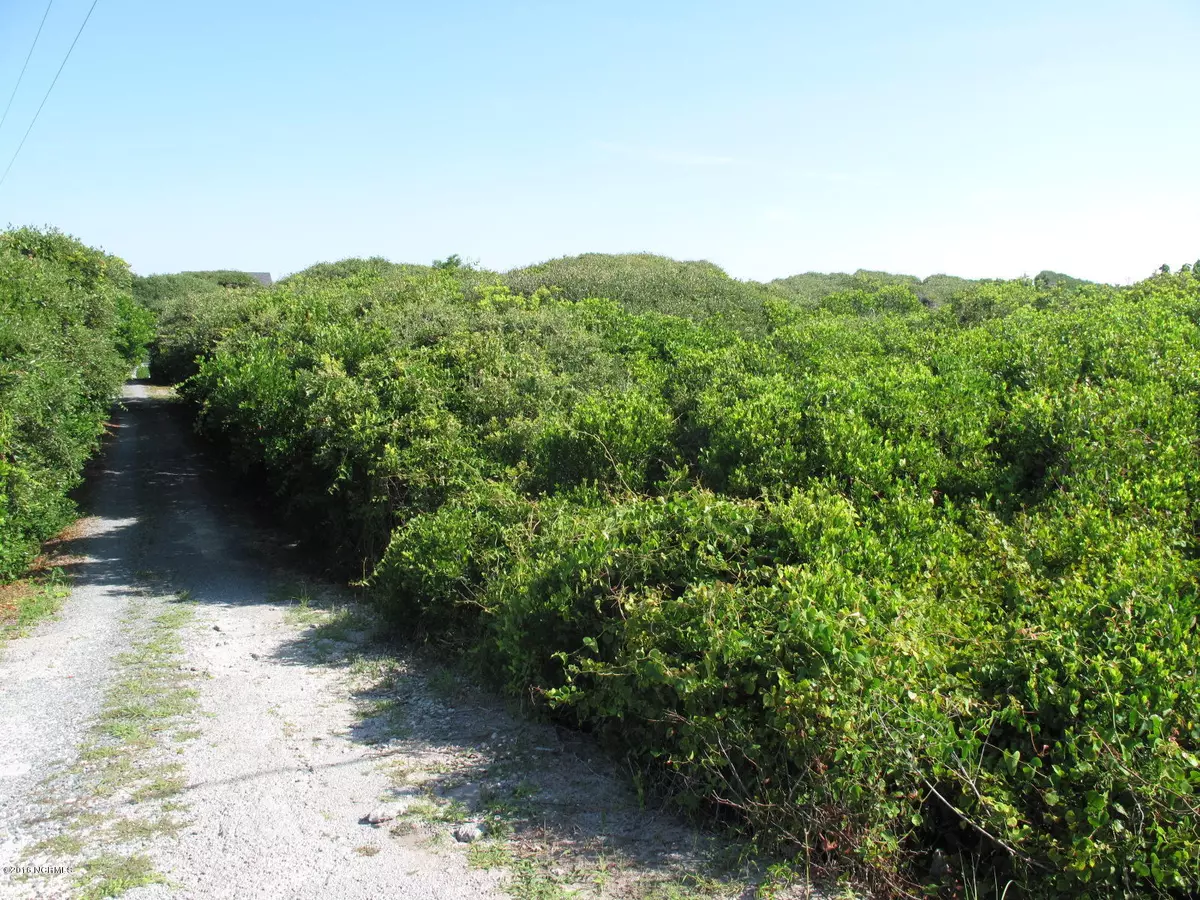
left=0, top=228, right=144, bottom=579
left=157, top=252, right=1200, bottom=895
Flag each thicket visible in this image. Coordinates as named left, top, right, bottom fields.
left=132, top=269, right=264, bottom=308
left=495, top=253, right=780, bottom=333
left=154, top=252, right=1199, bottom=897
left=138, top=269, right=265, bottom=384
left=0, top=228, right=147, bottom=581
left=769, top=269, right=979, bottom=309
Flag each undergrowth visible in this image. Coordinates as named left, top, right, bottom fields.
left=0, top=567, right=70, bottom=647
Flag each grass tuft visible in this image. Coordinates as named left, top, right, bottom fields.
left=77, top=853, right=165, bottom=899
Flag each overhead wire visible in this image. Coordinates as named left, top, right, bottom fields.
left=0, top=0, right=100, bottom=192
left=0, top=0, right=55, bottom=137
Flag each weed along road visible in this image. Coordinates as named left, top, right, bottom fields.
left=0, top=384, right=798, bottom=900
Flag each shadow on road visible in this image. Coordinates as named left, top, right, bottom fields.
left=59, top=385, right=313, bottom=604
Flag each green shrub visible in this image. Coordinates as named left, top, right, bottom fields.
left=769, top=269, right=977, bottom=309
left=495, top=253, right=777, bottom=334
left=132, top=270, right=262, bottom=310
left=0, top=228, right=133, bottom=580
left=131, top=269, right=268, bottom=383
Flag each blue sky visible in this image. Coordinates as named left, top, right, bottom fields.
left=0, top=0, right=1197, bottom=282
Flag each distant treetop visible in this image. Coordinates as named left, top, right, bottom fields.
left=1034, top=270, right=1092, bottom=290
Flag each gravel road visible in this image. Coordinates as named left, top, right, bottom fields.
left=1, top=385, right=828, bottom=900
left=0, top=385, right=149, bottom=885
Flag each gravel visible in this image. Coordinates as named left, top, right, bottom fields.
left=0, top=386, right=148, bottom=882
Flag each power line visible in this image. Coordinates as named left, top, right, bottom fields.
left=0, top=0, right=55, bottom=137
left=0, top=0, right=99, bottom=192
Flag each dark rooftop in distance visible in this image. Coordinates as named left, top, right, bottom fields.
left=248, top=272, right=273, bottom=286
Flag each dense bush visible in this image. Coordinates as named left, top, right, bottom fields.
left=135, top=269, right=265, bottom=384
left=769, top=269, right=978, bottom=309
left=158, top=254, right=1200, bottom=896
left=495, top=253, right=780, bottom=334
left=0, top=228, right=142, bottom=580
left=132, top=269, right=264, bottom=310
